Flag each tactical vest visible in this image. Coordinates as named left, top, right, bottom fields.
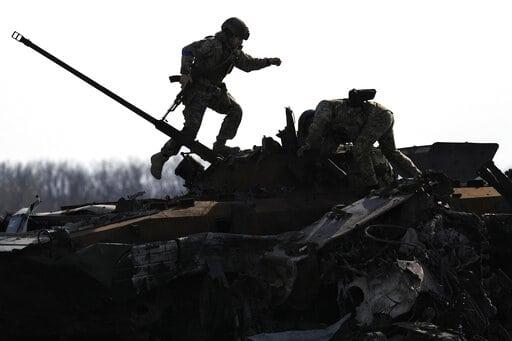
left=191, top=35, right=237, bottom=85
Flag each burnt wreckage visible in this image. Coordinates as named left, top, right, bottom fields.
left=3, top=32, right=512, bottom=340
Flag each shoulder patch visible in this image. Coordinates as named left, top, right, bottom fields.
left=181, top=48, right=193, bottom=57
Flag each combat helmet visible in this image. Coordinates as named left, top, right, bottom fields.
left=222, top=17, right=250, bottom=40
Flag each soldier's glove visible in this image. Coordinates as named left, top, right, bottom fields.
left=180, top=74, right=193, bottom=88
left=297, top=143, right=311, bottom=158
left=267, top=58, right=282, bottom=66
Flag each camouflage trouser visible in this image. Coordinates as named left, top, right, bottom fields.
left=352, top=111, right=422, bottom=187
left=161, top=87, right=242, bottom=157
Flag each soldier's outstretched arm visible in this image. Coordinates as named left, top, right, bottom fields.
left=304, top=101, right=333, bottom=148
left=352, top=110, right=394, bottom=187
left=298, top=101, right=334, bottom=157
left=234, top=50, right=281, bottom=72
left=379, top=128, right=422, bottom=178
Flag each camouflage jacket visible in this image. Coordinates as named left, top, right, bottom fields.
left=305, top=99, right=391, bottom=147
left=180, top=31, right=273, bottom=85
left=306, top=99, right=422, bottom=186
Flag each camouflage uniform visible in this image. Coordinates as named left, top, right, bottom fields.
left=161, top=31, right=276, bottom=157
left=305, top=99, right=421, bottom=187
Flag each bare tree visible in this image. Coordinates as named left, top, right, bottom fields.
left=0, top=159, right=184, bottom=214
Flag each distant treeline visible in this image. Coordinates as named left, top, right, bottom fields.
left=0, top=160, right=184, bottom=214
left=1, top=160, right=510, bottom=216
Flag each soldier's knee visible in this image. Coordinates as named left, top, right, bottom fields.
left=230, top=103, right=243, bottom=122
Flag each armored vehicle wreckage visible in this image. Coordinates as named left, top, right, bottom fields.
left=3, top=32, right=512, bottom=339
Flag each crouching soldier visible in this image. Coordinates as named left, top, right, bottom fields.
left=151, top=17, right=281, bottom=179
left=298, top=89, right=422, bottom=191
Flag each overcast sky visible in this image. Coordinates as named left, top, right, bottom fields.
left=1, top=0, right=511, bottom=171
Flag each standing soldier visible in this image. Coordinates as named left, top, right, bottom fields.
left=298, top=89, right=422, bottom=191
left=151, top=17, right=281, bottom=179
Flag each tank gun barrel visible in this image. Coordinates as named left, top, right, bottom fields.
left=11, top=32, right=219, bottom=163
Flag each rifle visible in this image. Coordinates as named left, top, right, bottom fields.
left=11, top=32, right=220, bottom=164
left=161, top=75, right=186, bottom=121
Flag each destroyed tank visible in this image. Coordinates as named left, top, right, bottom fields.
left=6, top=32, right=507, bottom=247
left=3, top=32, right=512, bottom=339
left=5, top=32, right=398, bottom=247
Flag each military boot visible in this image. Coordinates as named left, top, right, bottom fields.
left=150, top=152, right=169, bottom=180
left=213, top=139, right=240, bottom=157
